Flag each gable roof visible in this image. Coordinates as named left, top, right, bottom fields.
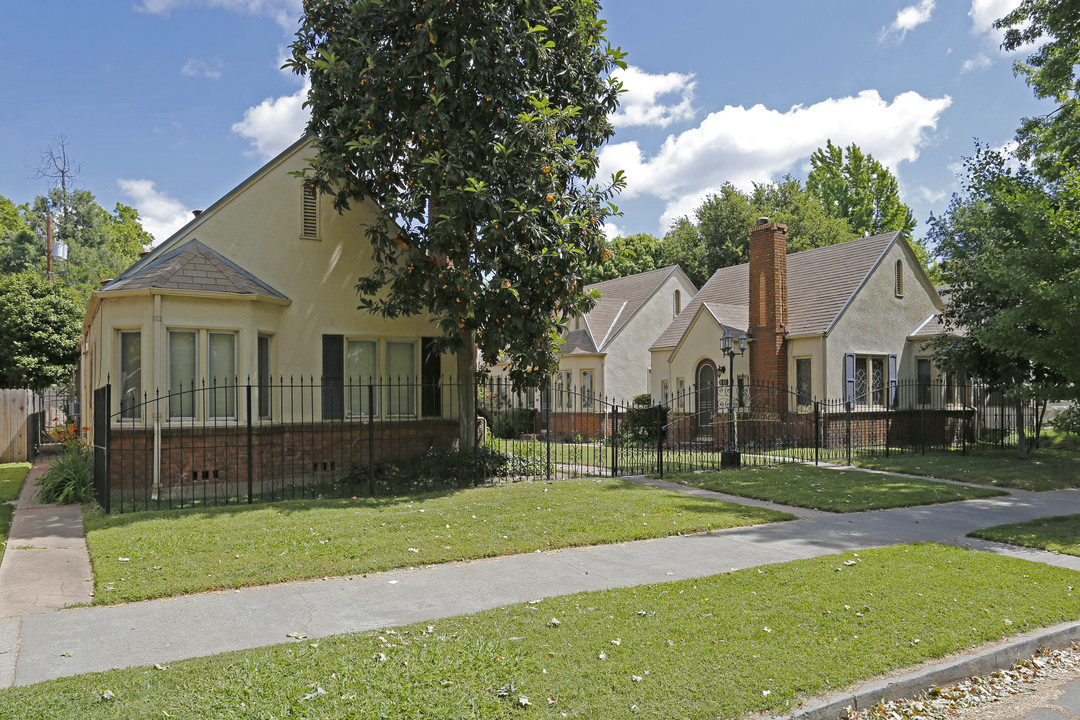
left=102, top=239, right=288, bottom=299
left=571, top=266, right=690, bottom=354
left=651, top=232, right=901, bottom=350
left=105, top=135, right=311, bottom=288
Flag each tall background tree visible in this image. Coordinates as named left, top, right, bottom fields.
left=926, top=145, right=1078, bottom=457
left=0, top=271, right=82, bottom=390
left=807, top=140, right=916, bottom=238
left=288, top=0, right=624, bottom=444
left=997, top=0, right=1080, bottom=176
left=580, top=233, right=665, bottom=284
left=0, top=138, right=154, bottom=389
left=659, top=176, right=858, bottom=286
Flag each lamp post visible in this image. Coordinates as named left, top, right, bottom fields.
left=719, top=333, right=747, bottom=468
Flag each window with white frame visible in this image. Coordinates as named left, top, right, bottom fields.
left=564, top=370, right=573, bottom=409
left=346, top=339, right=378, bottom=417
left=386, top=340, right=417, bottom=416
left=207, top=332, right=237, bottom=418
left=168, top=330, right=197, bottom=418
left=795, top=357, right=812, bottom=408
left=119, top=331, right=142, bottom=419
left=581, top=369, right=594, bottom=409
left=257, top=334, right=272, bottom=419
left=677, top=377, right=686, bottom=411
left=661, top=379, right=669, bottom=404
left=917, top=358, right=932, bottom=405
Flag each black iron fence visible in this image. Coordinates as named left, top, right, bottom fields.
left=92, top=376, right=1048, bottom=513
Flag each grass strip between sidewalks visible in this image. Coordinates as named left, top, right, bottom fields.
left=666, top=464, right=1004, bottom=512
left=4, top=543, right=1080, bottom=719
left=853, top=448, right=1080, bottom=491
left=0, top=463, right=30, bottom=563
left=84, top=477, right=792, bottom=604
left=971, top=514, right=1080, bottom=556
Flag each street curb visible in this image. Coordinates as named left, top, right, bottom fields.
left=767, top=619, right=1080, bottom=720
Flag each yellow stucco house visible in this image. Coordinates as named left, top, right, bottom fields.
left=649, top=220, right=946, bottom=415
left=81, top=137, right=458, bottom=504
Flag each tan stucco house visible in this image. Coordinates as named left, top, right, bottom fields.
left=487, top=265, right=696, bottom=406
left=649, top=219, right=946, bottom=413
left=81, top=137, right=459, bottom=499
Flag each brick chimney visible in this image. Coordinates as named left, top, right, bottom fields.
left=748, top=217, right=788, bottom=388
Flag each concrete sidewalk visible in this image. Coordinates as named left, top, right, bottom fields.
left=7, top=473, right=1080, bottom=688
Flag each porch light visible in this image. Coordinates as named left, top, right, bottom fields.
left=719, top=330, right=747, bottom=468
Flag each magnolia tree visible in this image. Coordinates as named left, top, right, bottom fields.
left=288, top=0, right=624, bottom=445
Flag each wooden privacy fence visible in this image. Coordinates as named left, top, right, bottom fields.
left=0, top=389, right=42, bottom=463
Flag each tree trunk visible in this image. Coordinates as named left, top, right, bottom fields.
left=457, top=329, right=478, bottom=450
left=1015, top=395, right=1030, bottom=460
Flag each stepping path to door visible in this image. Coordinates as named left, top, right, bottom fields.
left=5, top=460, right=1080, bottom=688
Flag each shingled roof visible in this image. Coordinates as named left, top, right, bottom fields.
left=564, top=266, right=689, bottom=355
left=652, top=232, right=901, bottom=350
left=102, top=239, right=288, bottom=299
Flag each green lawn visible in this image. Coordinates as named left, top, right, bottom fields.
left=852, top=448, right=1080, bottom=491
left=0, top=463, right=30, bottom=563
left=84, top=477, right=792, bottom=604
left=4, top=543, right=1079, bottom=719
left=666, top=464, right=1005, bottom=512
left=970, top=514, right=1080, bottom=556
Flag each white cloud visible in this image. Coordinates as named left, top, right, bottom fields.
left=969, top=0, right=1021, bottom=37
left=960, top=53, right=992, bottom=73
left=135, top=0, right=300, bottom=31
left=602, top=222, right=626, bottom=241
left=181, top=58, right=223, bottom=79
left=881, top=0, right=935, bottom=41
left=611, top=66, right=696, bottom=129
left=231, top=81, right=310, bottom=159
left=598, top=89, right=952, bottom=229
left=917, top=186, right=950, bottom=204
left=117, top=179, right=194, bottom=245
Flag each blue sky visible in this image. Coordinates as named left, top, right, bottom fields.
left=0, top=0, right=1052, bottom=246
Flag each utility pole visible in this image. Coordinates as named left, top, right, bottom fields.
left=46, top=215, right=53, bottom=283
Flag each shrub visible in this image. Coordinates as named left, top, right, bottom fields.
left=620, top=394, right=666, bottom=445
left=489, top=407, right=537, bottom=439
left=1051, top=404, right=1080, bottom=437
left=38, top=443, right=94, bottom=505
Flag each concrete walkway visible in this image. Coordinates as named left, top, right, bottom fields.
left=0, top=458, right=93, bottom=686
left=6, top=463, right=1080, bottom=695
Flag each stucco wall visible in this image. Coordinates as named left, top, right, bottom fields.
left=602, top=272, right=696, bottom=403
left=650, top=309, right=750, bottom=406
left=824, top=240, right=940, bottom=400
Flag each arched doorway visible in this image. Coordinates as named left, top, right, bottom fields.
left=696, top=360, right=717, bottom=439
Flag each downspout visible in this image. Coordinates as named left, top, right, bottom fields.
left=152, top=293, right=162, bottom=501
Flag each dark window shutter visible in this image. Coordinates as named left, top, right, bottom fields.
left=888, top=354, right=898, bottom=407
left=421, top=337, right=441, bottom=417
left=844, top=353, right=856, bottom=405
left=322, top=334, right=344, bottom=419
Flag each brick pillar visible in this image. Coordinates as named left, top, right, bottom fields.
left=748, top=218, right=788, bottom=393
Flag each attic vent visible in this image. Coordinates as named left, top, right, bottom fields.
left=301, top=184, right=318, bottom=239
left=894, top=259, right=904, bottom=298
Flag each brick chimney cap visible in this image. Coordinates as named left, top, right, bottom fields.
left=757, top=217, right=770, bottom=226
